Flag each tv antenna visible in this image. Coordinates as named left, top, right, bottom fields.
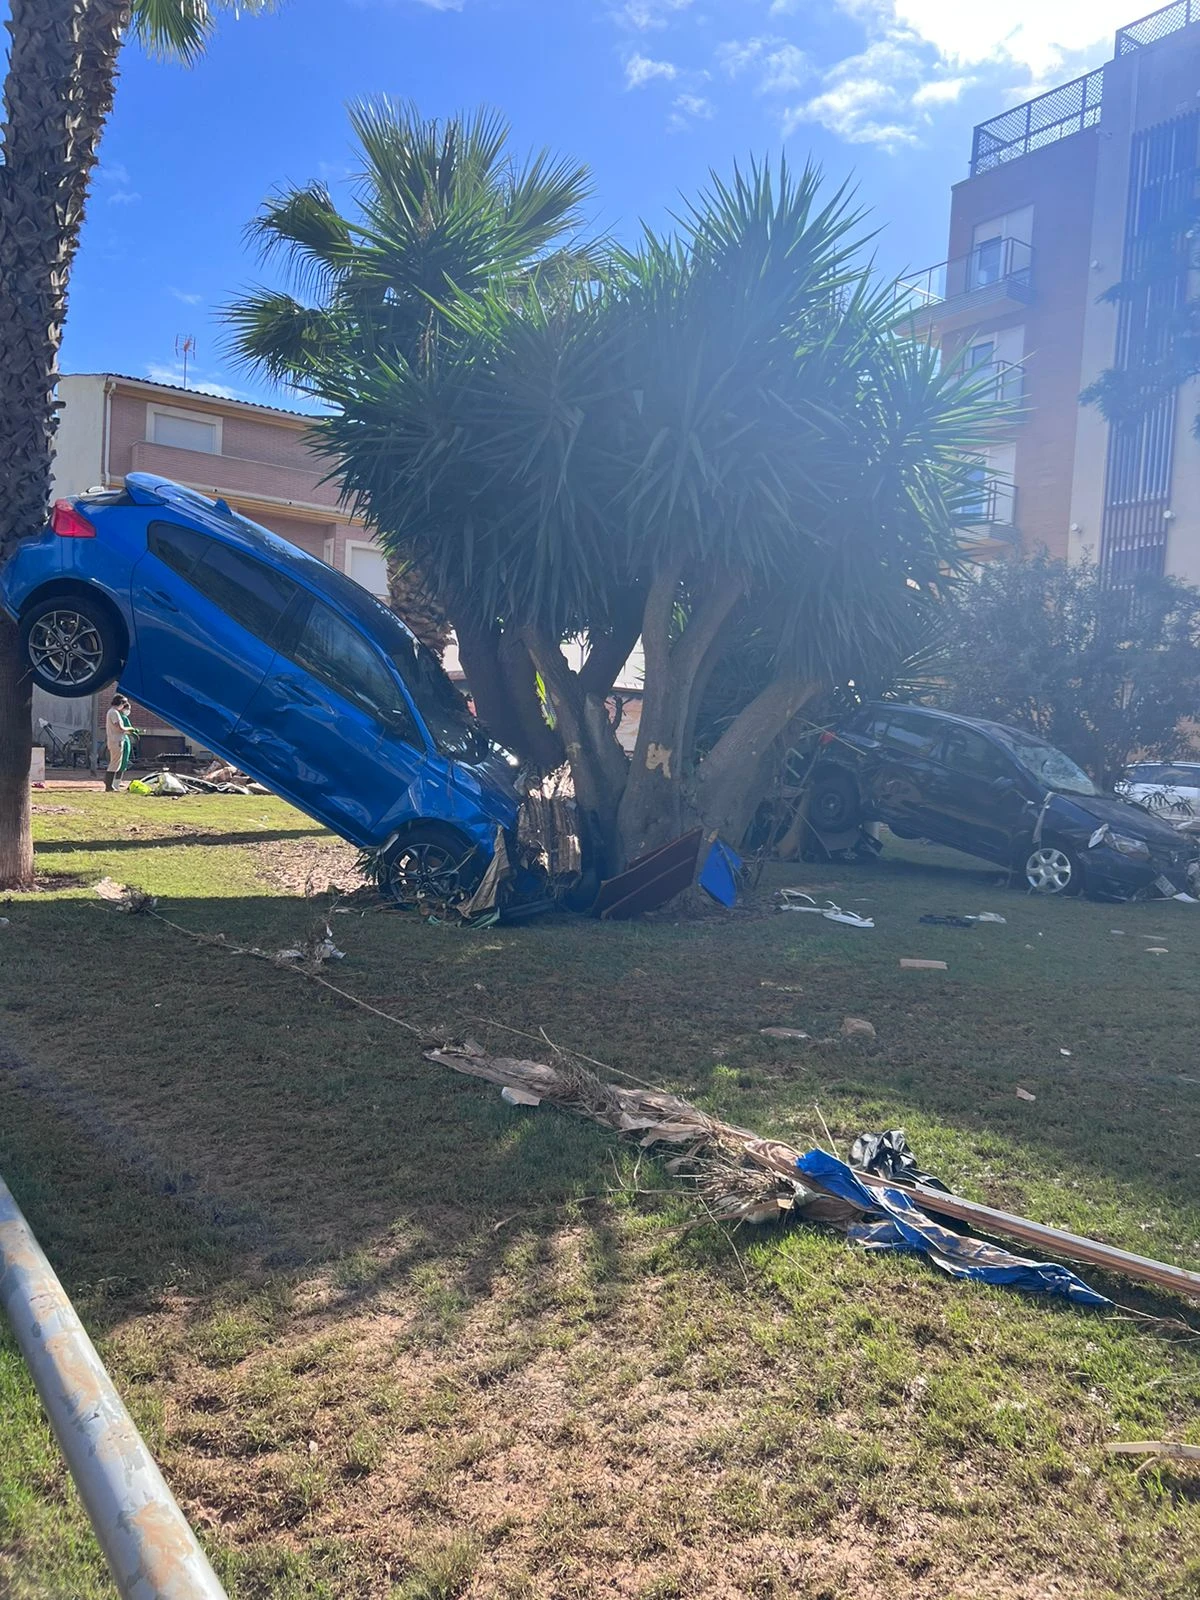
left=174, top=333, right=197, bottom=388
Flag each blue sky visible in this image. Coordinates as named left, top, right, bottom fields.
left=55, top=0, right=1141, bottom=407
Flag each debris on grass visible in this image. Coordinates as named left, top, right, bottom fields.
left=919, top=913, right=976, bottom=928
left=1106, top=1442, right=1200, bottom=1466
left=1016, top=1087, right=1037, bottom=1102
left=93, top=876, right=157, bottom=914
left=759, top=1027, right=810, bottom=1041
left=776, top=890, right=874, bottom=927
left=275, top=924, right=346, bottom=970
left=899, top=958, right=947, bottom=970
left=849, top=1128, right=947, bottom=1192
left=840, top=1016, right=876, bottom=1044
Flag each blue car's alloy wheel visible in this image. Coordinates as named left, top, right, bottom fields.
left=21, top=597, right=122, bottom=697
left=384, top=826, right=483, bottom=909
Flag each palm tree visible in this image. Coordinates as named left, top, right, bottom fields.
left=0, top=0, right=278, bottom=890
left=224, top=101, right=595, bottom=764
left=319, top=159, right=997, bottom=872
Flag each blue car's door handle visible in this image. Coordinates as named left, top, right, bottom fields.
left=278, top=676, right=320, bottom=706
left=143, top=588, right=179, bottom=612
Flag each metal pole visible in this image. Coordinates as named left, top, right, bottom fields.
left=0, top=1175, right=228, bottom=1600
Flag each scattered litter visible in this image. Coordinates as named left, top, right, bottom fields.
left=1106, top=1442, right=1200, bottom=1466
left=797, top=1149, right=1108, bottom=1307
left=1089, top=824, right=1110, bottom=849
left=965, top=912, right=1007, bottom=924
left=1173, top=892, right=1199, bottom=903
left=1146, top=947, right=1169, bottom=954
left=1111, top=929, right=1126, bottom=936
left=849, top=1128, right=948, bottom=1192
left=1059, top=1048, right=1072, bottom=1058
left=1016, top=1087, right=1037, bottom=1102
left=501, top=1085, right=541, bottom=1107
left=776, top=890, right=873, bottom=927
left=840, top=1017, right=876, bottom=1044
left=93, top=877, right=157, bottom=914
left=919, top=914, right=975, bottom=928
left=760, top=1027, right=810, bottom=1040
left=900, top=958, right=947, bottom=970
left=759, top=981, right=802, bottom=993
left=127, top=771, right=189, bottom=798
left=274, top=925, right=346, bottom=968
left=0, top=918, right=8, bottom=928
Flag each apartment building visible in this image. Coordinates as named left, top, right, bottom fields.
left=900, top=1, right=1200, bottom=582
left=36, top=372, right=389, bottom=754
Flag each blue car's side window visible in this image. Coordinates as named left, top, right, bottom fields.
left=289, top=599, right=419, bottom=742
left=148, top=521, right=299, bottom=647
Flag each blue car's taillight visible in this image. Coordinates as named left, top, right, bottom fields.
left=51, top=500, right=95, bottom=538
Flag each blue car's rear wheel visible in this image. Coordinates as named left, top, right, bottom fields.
left=382, top=825, right=484, bottom=910
left=20, top=595, right=123, bottom=698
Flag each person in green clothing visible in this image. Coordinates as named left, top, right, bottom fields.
left=103, top=694, right=138, bottom=791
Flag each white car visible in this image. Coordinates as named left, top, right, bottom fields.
left=1118, top=762, right=1200, bottom=821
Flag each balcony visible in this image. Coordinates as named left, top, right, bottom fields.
left=960, top=478, right=1018, bottom=543
left=970, top=68, right=1104, bottom=176
left=896, top=238, right=1034, bottom=338
left=967, top=358, right=1026, bottom=410
left=127, top=439, right=343, bottom=514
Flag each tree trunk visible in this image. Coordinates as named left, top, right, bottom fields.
left=0, top=616, right=34, bottom=888
left=693, top=674, right=821, bottom=848
left=616, top=571, right=742, bottom=867
left=522, top=624, right=627, bottom=871
left=0, top=1, right=97, bottom=890
left=453, top=615, right=562, bottom=771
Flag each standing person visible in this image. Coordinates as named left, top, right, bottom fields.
left=104, top=695, right=138, bottom=791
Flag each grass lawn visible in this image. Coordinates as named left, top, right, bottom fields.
left=3, top=791, right=1200, bottom=1599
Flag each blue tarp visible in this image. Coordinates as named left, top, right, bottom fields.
left=794, top=1149, right=1110, bottom=1308
left=699, top=839, right=742, bottom=907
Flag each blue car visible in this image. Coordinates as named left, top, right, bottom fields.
left=2, top=473, right=520, bottom=901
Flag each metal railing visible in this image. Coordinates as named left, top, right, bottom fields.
left=0, top=1174, right=228, bottom=1600
left=1117, top=0, right=1199, bottom=54
left=967, top=358, right=1026, bottom=406
left=897, top=237, right=1034, bottom=315
left=971, top=68, right=1105, bottom=175
left=962, top=477, right=1018, bottom=530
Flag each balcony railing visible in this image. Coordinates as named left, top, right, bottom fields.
left=970, top=69, right=1104, bottom=176
left=966, top=358, right=1026, bottom=407
left=1116, top=0, right=1199, bottom=54
left=896, top=238, right=1034, bottom=333
left=962, top=477, right=1017, bottom=533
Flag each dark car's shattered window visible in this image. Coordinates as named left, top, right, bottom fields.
left=991, top=728, right=1097, bottom=797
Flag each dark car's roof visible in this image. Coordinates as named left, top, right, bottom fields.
left=860, top=701, right=1033, bottom=744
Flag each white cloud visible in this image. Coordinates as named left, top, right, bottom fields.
left=145, top=361, right=243, bottom=400
left=97, top=161, right=132, bottom=187
left=625, top=51, right=678, bottom=88
left=911, top=74, right=971, bottom=106
left=616, top=0, right=695, bottom=29
left=170, top=288, right=204, bottom=305
left=716, top=36, right=809, bottom=94
left=668, top=91, right=715, bottom=129
left=107, top=189, right=141, bottom=206
left=784, top=39, right=925, bottom=148
left=410, top=0, right=463, bottom=10
left=841, top=1, right=1134, bottom=77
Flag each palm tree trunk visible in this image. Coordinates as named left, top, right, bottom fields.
left=0, top=1, right=130, bottom=890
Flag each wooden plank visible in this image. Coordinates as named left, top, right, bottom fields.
left=851, top=1173, right=1200, bottom=1301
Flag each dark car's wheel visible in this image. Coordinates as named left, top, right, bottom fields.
left=382, top=824, right=484, bottom=909
left=806, top=769, right=862, bottom=834
left=19, top=594, right=123, bottom=698
left=1023, top=841, right=1083, bottom=896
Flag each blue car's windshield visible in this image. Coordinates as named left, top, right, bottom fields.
left=991, top=728, right=1098, bottom=797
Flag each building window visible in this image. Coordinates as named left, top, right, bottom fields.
left=147, top=405, right=221, bottom=455
left=346, top=541, right=390, bottom=602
